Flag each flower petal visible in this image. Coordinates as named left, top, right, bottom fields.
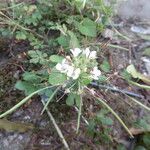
left=67, top=66, right=74, bottom=77
left=90, top=67, right=101, bottom=80
left=72, top=68, right=81, bottom=79
left=70, top=48, right=82, bottom=57
left=89, top=51, right=97, bottom=59
left=56, top=63, right=62, bottom=71
left=82, top=47, right=90, bottom=58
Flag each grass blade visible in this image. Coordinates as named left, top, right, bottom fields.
left=0, top=86, right=56, bottom=118
left=41, top=86, right=60, bottom=114
left=85, top=87, right=134, bottom=138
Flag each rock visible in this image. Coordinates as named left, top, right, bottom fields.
left=117, top=0, right=150, bottom=21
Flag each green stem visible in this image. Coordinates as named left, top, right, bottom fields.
left=85, top=87, right=134, bottom=138
left=0, top=86, right=56, bottom=118
left=126, top=95, right=150, bottom=112
left=129, top=81, right=150, bottom=90
left=76, top=95, right=82, bottom=133
left=76, top=82, right=83, bottom=133
left=41, top=100, right=70, bottom=150
left=41, top=86, right=60, bottom=114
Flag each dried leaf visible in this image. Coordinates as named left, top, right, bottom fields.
left=0, top=119, right=34, bottom=132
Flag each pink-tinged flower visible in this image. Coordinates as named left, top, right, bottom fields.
left=90, top=67, right=101, bottom=80
left=70, top=48, right=82, bottom=57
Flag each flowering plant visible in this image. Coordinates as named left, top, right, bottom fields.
left=2, top=47, right=148, bottom=139
left=48, top=47, right=101, bottom=131
left=56, top=48, right=101, bottom=81
left=49, top=48, right=101, bottom=94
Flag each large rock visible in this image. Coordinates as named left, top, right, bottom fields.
left=117, top=0, right=150, bottom=21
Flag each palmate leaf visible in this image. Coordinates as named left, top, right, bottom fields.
left=28, top=50, right=48, bottom=65
left=16, top=31, right=27, bottom=40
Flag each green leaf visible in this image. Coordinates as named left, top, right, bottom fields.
left=126, top=64, right=150, bottom=83
left=57, top=35, right=70, bottom=47
left=30, top=58, right=39, bottom=64
left=98, top=109, right=109, bottom=116
left=49, top=72, right=67, bottom=85
left=49, top=55, right=64, bottom=63
left=28, top=50, right=48, bottom=65
left=68, top=31, right=80, bottom=49
left=143, top=47, right=150, bottom=56
left=66, top=93, right=81, bottom=107
left=40, top=89, right=54, bottom=97
left=117, top=144, right=126, bottom=150
left=66, top=93, right=75, bottom=106
left=28, top=50, right=37, bottom=57
left=100, top=116, right=113, bottom=125
left=75, top=94, right=81, bottom=108
left=16, top=31, right=27, bottom=40
left=98, top=75, right=107, bottom=83
left=100, top=59, right=111, bottom=73
left=15, top=81, right=38, bottom=95
left=134, top=119, right=150, bottom=130
left=134, top=146, right=146, bottom=150
left=23, top=72, right=41, bottom=82
left=121, top=70, right=132, bottom=81
left=126, top=64, right=139, bottom=78
left=0, top=119, right=34, bottom=132
left=77, top=18, right=97, bottom=37
left=81, top=75, right=92, bottom=86
left=143, top=134, right=150, bottom=147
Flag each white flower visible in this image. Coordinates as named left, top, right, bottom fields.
left=90, top=67, right=101, bottom=80
left=56, top=59, right=70, bottom=73
left=82, top=48, right=97, bottom=59
left=65, top=88, right=71, bottom=93
left=89, top=51, right=97, bottom=59
left=72, top=68, right=81, bottom=79
left=82, top=47, right=90, bottom=58
left=67, top=66, right=81, bottom=80
left=70, top=48, right=82, bottom=57
left=66, top=66, right=74, bottom=77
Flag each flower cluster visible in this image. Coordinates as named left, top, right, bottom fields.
left=56, top=48, right=101, bottom=80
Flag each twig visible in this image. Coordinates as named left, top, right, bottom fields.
left=74, top=106, right=89, bottom=125
left=41, top=99, right=70, bottom=150
left=90, top=82, right=144, bottom=99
